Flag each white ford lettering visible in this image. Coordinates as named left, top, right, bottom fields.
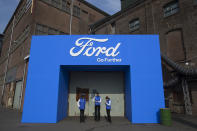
left=70, top=37, right=121, bottom=57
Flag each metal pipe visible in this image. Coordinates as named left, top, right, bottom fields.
left=1, top=16, right=15, bottom=101
left=19, top=56, right=28, bottom=110
left=163, top=77, right=179, bottom=88
left=161, top=53, right=197, bottom=77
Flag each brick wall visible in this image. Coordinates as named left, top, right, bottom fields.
left=0, top=0, right=108, bottom=110
left=92, top=0, right=197, bottom=114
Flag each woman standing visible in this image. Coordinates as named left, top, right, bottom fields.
left=105, top=96, right=111, bottom=122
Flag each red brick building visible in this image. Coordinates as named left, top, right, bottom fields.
left=0, top=0, right=108, bottom=111
left=90, top=0, right=197, bottom=115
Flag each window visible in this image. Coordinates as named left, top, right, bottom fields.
left=15, top=6, right=26, bottom=26
left=73, top=6, right=80, bottom=17
left=11, top=26, right=30, bottom=52
left=42, top=0, right=51, bottom=4
left=82, top=10, right=88, bottom=14
left=48, top=28, right=59, bottom=35
left=129, top=19, right=140, bottom=32
left=194, top=0, right=197, bottom=5
left=163, top=1, right=179, bottom=17
left=59, top=31, right=68, bottom=35
left=25, top=0, right=32, bottom=12
left=35, top=24, right=62, bottom=35
left=62, top=0, right=70, bottom=13
left=35, top=24, right=48, bottom=35
left=14, top=0, right=32, bottom=26
left=51, top=0, right=61, bottom=8
left=41, top=0, right=72, bottom=14
left=14, top=26, right=30, bottom=47
left=110, top=22, right=116, bottom=34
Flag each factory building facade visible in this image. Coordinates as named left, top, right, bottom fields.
left=90, top=0, right=197, bottom=115
left=1, top=0, right=197, bottom=119
left=0, top=0, right=108, bottom=111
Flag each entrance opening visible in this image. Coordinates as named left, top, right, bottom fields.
left=68, top=71, right=125, bottom=117
left=57, top=65, right=131, bottom=122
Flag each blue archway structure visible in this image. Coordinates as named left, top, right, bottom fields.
left=22, top=35, right=165, bottom=123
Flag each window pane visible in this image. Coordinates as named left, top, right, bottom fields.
left=62, top=0, right=70, bottom=13
left=164, top=1, right=179, bottom=17
left=73, top=6, right=80, bottom=17
left=35, top=24, right=48, bottom=35
left=48, top=28, right=59, bottom=35
left=62, top=0, right=67, bottom=10
left=42, top=0, right=51, bottom=4
left=25, top=0, right=32, bottom=11
left=195, top=0, right=197, bottom=5
left=129, top=19, right=140, bottom=32
left=51, top=0, right=61, bottom=8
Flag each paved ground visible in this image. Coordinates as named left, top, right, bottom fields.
left=0, top=106, right=197, bottom=131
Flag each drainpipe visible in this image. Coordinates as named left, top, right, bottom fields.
left=69, top=0, right=74, bottom=35
left=1, top=16, right=15, bottom=101
left=19, top=55, right=29, bottom=110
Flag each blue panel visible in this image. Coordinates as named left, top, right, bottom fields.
left=22, top=35, right=165, bottom=123
left=57, top=68, right=69, bottom=121
left=21, top=43, right=60, bottom=123
left=129, top=36, right=165, bottom=123
left=125, top=67, right=132, bottom=122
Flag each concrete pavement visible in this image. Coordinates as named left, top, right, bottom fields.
left=0, top=106, right=197, bottom=131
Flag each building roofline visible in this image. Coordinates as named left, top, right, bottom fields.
left=90, top=0, right=146, bottom=30
left=78, top=0, right=110, bottom=16
left=3, top=0, right=110, bottom=34
left=3, top=0, right=22, bottom=34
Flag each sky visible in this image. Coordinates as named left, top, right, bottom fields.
left=0, top=0, right=121, bottom=34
